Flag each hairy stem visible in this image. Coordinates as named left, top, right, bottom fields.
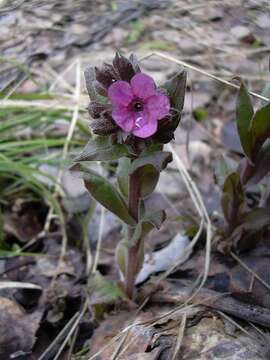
left=125, top=170, right=141, bottom=299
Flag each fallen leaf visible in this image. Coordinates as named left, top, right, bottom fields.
left=0, top=296, right=42, bottom=358
left=136, top=233, right=191, bottom=284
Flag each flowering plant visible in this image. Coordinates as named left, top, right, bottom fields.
left=218, top=80, right=270, bottom=252
left=73, top=52, right=186, bottom=298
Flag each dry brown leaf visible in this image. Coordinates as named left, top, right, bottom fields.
left=0, top=296, right=42, bottom=358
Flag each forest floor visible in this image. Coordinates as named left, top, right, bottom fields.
left=1, top=0, right=270, bottom=359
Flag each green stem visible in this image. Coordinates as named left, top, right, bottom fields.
left=125, top=170, right=141, bottom=299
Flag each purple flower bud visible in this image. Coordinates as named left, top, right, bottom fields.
left=91, top=114, right=119, bottom=136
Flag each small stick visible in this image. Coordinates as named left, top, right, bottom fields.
left=151, top=52, right=270, bottom=102
left=172, top=314, right=187, bottom=360
left=151, top=285, right=270, bottom=328
left=230, top=251, right=270, bottom=292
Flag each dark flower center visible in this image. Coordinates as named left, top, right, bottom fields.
left=133, top=101, right=144, bottom=112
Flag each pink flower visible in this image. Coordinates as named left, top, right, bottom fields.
left=108, top=73, right=170, bottom=138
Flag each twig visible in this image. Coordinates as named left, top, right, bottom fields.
left=48, top=59, right=79, bottom=94
left=38, top=311, right=80, bottom=360
left=0, top=98, right=85, bottom=110
left=0, top=281, right=41, bottom=290
left=149, top=52, right=270, bottom=102
left=217, top=310, right=258, bottom=341
left=230, top=251, right=270, bottom=292
left=110, top=329, right=130, bottom=360
left=53, top=301, right=88, bottom=360
left=167, top=143, right=212, bottom=295
left=0, top=75, right=27, bottom=103
left=172, top=314, right=187, bottom=360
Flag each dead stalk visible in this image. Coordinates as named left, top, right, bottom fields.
left=172, top=313, right=187, bottom=360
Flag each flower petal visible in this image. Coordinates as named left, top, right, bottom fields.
left=112, top=107, right=134, bottom=132
left=131, top=73, right=156, bottom=100
left=108, top=81, right=133, bottom=107
left=146, top=94, right=170, bottom=120
left=132, top=111, right=158, bottom=138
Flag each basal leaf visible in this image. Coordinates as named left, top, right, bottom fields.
left=87, top=271, right=125, bottom=306
left=221, top=172, right=244, bottom=227
left=75, top=137, right=129, bottom=162
left=214, top=155, right=234, bottom=187
left=230, top=207, right=270, bottom=251
left=250, top=102, right=270, bottom=158
left=244, top=140, right=270, bottom=185
left=236, top=81, right=254, bottom=160
left=240, top=207, right=270, bottom=230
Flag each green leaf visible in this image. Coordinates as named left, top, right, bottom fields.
left=229, top=207, right=270, bottom=251
left=74, top=137, right=129, bottom=162
left=221, top=172, right=244, bottom=227
left=250, top=102, right=270, bottom=157
left=117, top=157, right=131, bottom=198
left=214, top=156, right=234, bottom=187
left=115, top=240, right=128, bottom=276
left=130, top=150, right=172, bottom=198
left=131, top=150, right=172, bottom=173
left=244, top=140, right=270, bottom=185
left=236, top=81, right=254, bottom=160
left=130, top=210, right=166, bottom=245
left=164, top=70, right=187, bottom=112
left=136, top=164, right=160, bottom=198
left=240, top=207, right=270, bottom=230
left=87, top=271, right=125, bottom=305
left=72, top=164, right=135, bottom=225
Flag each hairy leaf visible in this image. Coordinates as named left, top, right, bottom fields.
left=221, top=172, right=244, bottom=229
left=117, top=158, right=131, bottom=198
left=136, top=164, right=160, bottom=198
left=84, top=66, right=98, bottom=101
left=230, top=207, right=270, bottom=251
left=131, top=150, right=172, bottom=173
left=75, top=137, right=129, bottom=162
left=115, top=240, right=128, bottom=277
left=164, top=70, right=187, bottom=112
left=236, top=81, right=254, bottom=160
left=72, top=164, right=135, bottom=225
left=244, top=140, right=270, bottom=185
left=87, top=271, right=125, bottom=305
left=250, top=102, right=270, bottom=158
left=130, top=150, right=172, bottom=198
left=214, top=156, right=234, bottom=187
left=241, top=207, right=270, bottom=229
